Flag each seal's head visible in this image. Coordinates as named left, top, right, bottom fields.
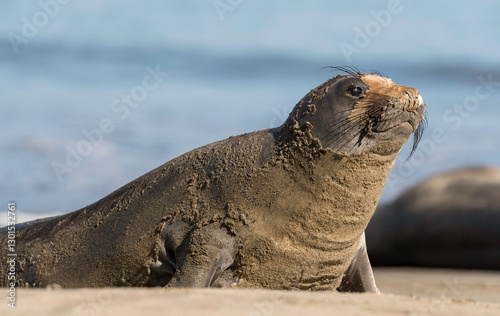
left=280, top=69, right=426, bottom=156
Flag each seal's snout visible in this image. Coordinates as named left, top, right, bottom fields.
left=417, top=94, right=424, bottom=106
left=402, top=90, right=425, bottom=113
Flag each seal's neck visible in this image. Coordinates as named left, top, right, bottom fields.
left=282, top=147, right=399, bottom=250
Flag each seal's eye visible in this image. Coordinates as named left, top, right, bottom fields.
left=348, top=85, right=363, bottom=97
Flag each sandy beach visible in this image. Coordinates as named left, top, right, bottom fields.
left=3, top=2, right=500, bottom=316
left=2, top=268, right=499, bottom=316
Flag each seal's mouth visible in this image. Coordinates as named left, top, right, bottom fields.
left=368, top=91, right=427, bottom=158
left=370, top=91, right=425, bottom=134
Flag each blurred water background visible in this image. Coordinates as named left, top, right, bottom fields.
left=1, top=1, right=500, bottom=226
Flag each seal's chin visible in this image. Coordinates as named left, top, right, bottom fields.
left=368, top=117, right=425, bottom=157
left=369, top=115, right=426, bottom=158
left=374, top=119, right=416, bottom=135
left=368, top=137, right=408, bottom=157
left=371, top=119, right=413, bottom=134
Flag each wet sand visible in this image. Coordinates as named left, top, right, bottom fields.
left=1, top=268, right=499, bottom=315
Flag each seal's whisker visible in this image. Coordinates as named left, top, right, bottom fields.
left=324, top=106, right=382, bottom=152
left=321, top=66, right=362, bottom=76
left=324, top=116, right=364, bottom=140
left=331, top=105, right=374, bottom=116
left=327, top=105, right=377, bottom=120
left=323, top=111, right=373, bottom=140
left=337, top=123, right=366, bottom=153
left=328, top=116, right=371, bottom=151
left=325, top=112, right=366, bottom=124
left=368, top=69, right=388, bottom=78
left=403, top=115, right=427, bottom=163
left=344, top=133, right=362, bottom=154
left=322, top=124, right=354, bottom=148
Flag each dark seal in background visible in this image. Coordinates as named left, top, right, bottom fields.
left=367, top=166, right=500, bottom=270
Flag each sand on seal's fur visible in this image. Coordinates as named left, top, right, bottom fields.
left=0, top=72, right=423, bottom=290
left=0, top=126, right=402, bottom=289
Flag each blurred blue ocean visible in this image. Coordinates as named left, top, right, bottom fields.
left=1, top=1, right=500, bottom=226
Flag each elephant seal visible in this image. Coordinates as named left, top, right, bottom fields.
left=0, top=69, right=425, bottom=291
left=366, top=166, right=500, bottom=270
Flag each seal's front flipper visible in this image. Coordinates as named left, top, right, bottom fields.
left=337, top=232, right=378, bottom=293
left=157, top=222, right=238, bottom=288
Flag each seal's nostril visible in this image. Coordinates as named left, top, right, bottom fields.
left=403, top=92, right=424, bottom=112
left=417, top=94, right=424, bottom=106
